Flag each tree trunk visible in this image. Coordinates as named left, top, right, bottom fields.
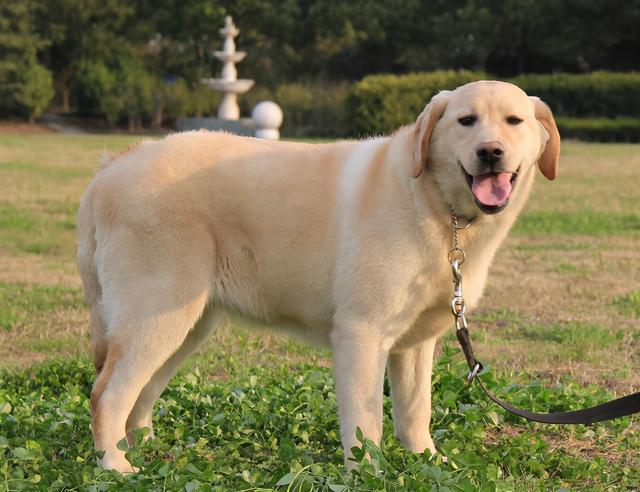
left=58, top=67, right=74, bottom=112
left=152, top=99, right=164, bottom=129
left=61, top=87, right=70, bottom=113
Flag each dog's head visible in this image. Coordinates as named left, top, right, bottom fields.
left=412, top=80, right=560, bottom=215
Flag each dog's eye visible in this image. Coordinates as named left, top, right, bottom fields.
left=458, top=116, right=477, bottom=127
left=507, top=116, right=523, bottom=125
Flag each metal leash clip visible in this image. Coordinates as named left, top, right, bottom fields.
left=449, top=209, right=479, bottom=382
left=466, top=362, right=482, bottom=384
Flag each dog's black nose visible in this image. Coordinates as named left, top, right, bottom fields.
left=476, top=142, right=504, bottom=165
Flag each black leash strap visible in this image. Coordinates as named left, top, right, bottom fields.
left=456, top=326, right=640, bottom=424
left=447, top=210, right=640, bottom=424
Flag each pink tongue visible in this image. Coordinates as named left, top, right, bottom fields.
left=471, top=172, right=513, bottom=206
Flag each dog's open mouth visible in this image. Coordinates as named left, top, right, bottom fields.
left=463, top=169, right=518, bottom=214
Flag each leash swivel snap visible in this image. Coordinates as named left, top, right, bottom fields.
left=466, top=362, right=482, bottom=384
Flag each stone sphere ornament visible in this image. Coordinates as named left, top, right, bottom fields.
left=252, top=101, right=283, bottom=140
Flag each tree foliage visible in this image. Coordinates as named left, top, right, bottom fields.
left=0, top=0, right=54, bottom=121
left=0, top=0, right=639, bottom=126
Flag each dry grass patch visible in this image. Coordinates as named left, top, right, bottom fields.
left=525, top=142, right=640, bottom=215
left=0, top=281, right=89, bottom=367
left=483, top=235, right=640, bottom=328
left=0, top=308, right=90, bottom=368
left=0, top=254, right=81, bottom=287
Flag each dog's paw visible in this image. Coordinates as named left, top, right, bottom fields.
left=398, top=432, right=436, bottom=455
left=99, top=454, right=138, bottom=474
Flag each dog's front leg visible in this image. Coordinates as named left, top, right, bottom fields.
left=330, top=325, right=389, bottom=467
left=387, top=337, right=437, bottom=454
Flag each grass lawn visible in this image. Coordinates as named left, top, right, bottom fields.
left=0, top=133, right=638, bottom=490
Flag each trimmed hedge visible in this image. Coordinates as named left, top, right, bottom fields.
left=242, top=82, right=351, bottom=138
left=345, top=70, right=485, bottom=136
left=556, top=117, right=640, bottom=142
left=511, top=72, right=640, bottom=118
left=346, top=71, right=640, bottom=141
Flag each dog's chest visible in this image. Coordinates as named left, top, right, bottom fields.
left=393, top=237, right=492, bottom=346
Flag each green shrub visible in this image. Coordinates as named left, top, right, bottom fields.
left=511, top=72, right=640, bottom=118
left=345, top=70, right=485, bottom=136
left=14, top=58, right=54, bottom=122
left=74, top=61, right=221, bottom=128
left=243, top=81, right=350, bottom=137
left=344, top=71, right=640, bottom=140
left=556, top=117, right=640, bottom=142
left=0, top=2, right=54, bottom=122
left=73, top=61, right=123, bottom=123
left=115, top=58, right=155, bottom=132
left=186, top=83, right=221, bottom=118
left=162, top=80, right=190, bottom=123
left=0, top=51, right=54, bottom=122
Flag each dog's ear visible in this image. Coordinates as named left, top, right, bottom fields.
left=412, top=91, right=450, bottom=178
left=530, top=96, right=560, bottom=181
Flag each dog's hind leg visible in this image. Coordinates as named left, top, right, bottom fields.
left=89, top=227, right=214, bottom=473
left=125, top=307, right=223, bottom=444
left=91, top=285, right=210, bottom=473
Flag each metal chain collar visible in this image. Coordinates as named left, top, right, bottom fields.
left=448, top=209, right=481, bottom=382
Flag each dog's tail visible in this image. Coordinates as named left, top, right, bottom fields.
left=77, top=183, right=108, bottom=372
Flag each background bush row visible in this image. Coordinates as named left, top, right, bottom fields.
left=65, top=69, right=640, bottom=140
left=236, top=70, right=640, bottom=140
left=346, top=70, right=640, bottom=140
left=555, top=117, right=640, bottom=143
left=6, top=60, right=640, bottom=140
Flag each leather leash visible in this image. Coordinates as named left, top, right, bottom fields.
left=449, top=211, right=640, bottom=424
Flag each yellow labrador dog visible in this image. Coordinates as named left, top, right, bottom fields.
left=77, top=80, right=559, bottom=472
